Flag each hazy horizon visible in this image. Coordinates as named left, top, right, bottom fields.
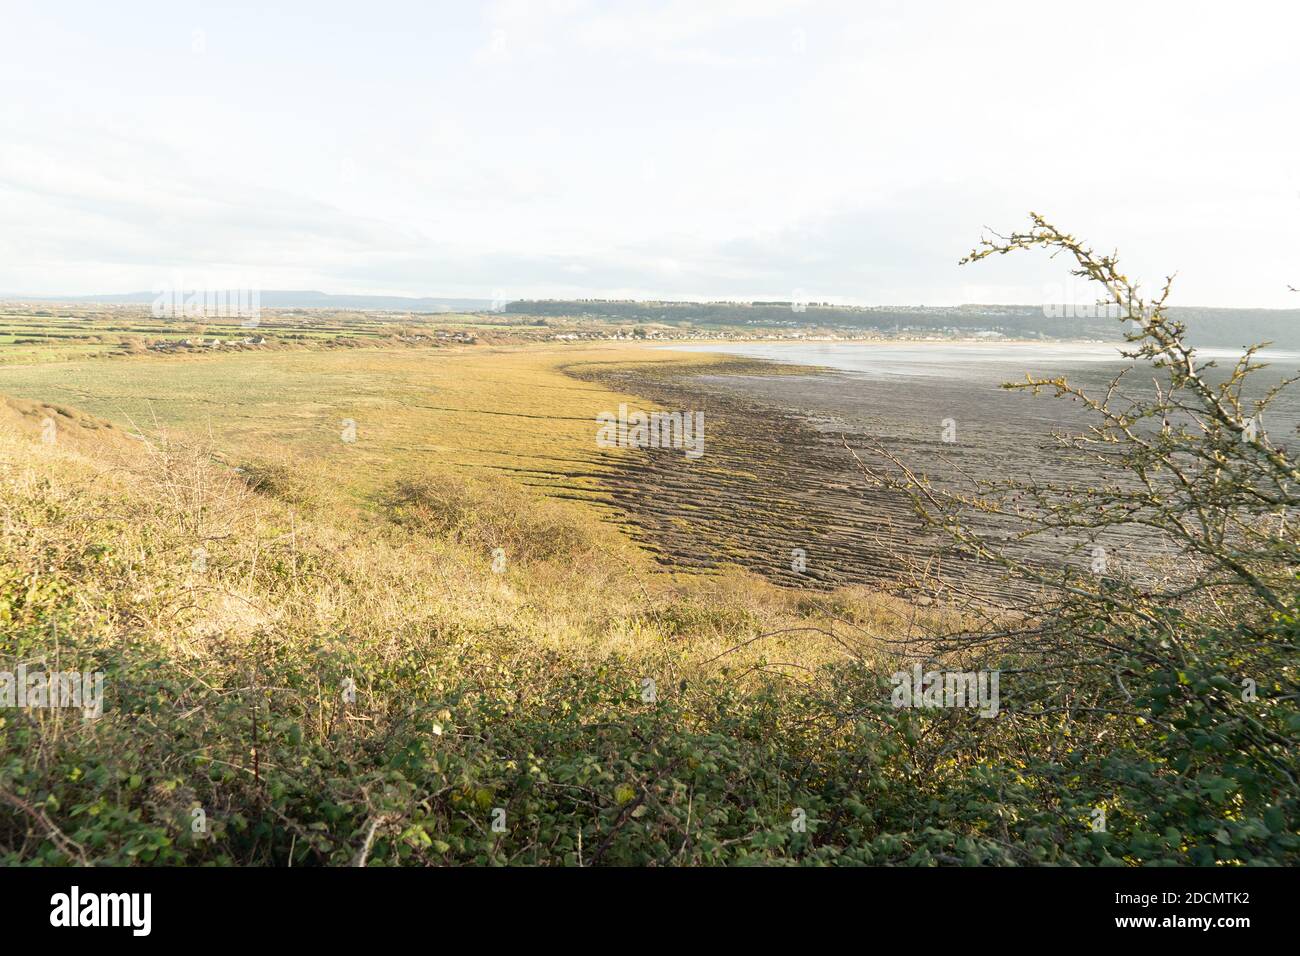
left=6, top=290, right=1300, bottom=314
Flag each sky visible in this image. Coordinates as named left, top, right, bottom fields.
left=1, top=0, right=1298, bottom=307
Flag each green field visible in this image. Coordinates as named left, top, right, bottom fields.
left=0, top=333, right=720, bottom=503
left=0, top=303, right=545, bottom=365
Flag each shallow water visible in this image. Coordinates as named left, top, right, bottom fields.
left=662, top=341, right=1300, bottom=435
left=663, top=341, right=1300, bottom=381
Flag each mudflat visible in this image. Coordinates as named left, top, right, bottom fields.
left=572, top=341, right=1300, bottom=600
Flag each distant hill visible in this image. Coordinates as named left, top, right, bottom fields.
left=503, top=299, right=1300, bottom=350
left=3, top=290, right=498, bottom=313
left=1163, top=307, right=1300, bottom=352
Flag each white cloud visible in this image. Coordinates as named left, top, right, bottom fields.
left=1, top=0, right=1296, bottom=305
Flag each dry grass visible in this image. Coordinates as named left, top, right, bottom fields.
left=0, top=392, right=931, bottom=684
left=0, top=353, right=973, bottom=867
